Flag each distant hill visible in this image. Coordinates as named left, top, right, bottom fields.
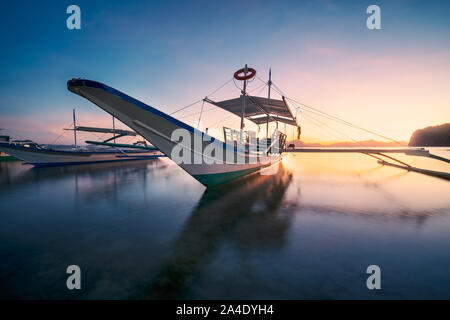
left=409, top=123, right=450, bottom=147
left=326, top=140, right=405, bottom=147
left=289, top=139, right=407, bottom=148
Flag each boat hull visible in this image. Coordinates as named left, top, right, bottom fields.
left=0, top=143, right=164, bottom=166
left=67, top=79, right=280, bottom=187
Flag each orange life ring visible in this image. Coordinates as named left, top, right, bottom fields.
left=234, top=67, right=256, bottom=81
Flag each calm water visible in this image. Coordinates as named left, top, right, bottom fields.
left=1, top=150, right=450, bottom=299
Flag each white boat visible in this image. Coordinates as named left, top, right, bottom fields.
left=67, top=66, right=301, bottom=187
left=0, top=142, right=165, bottom=166
left=0, top=114, right=165, bottom=166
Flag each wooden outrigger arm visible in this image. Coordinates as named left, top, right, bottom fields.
left=284, top=147, right=450, bottom=180
left=84, top=140, right=158, bottom=150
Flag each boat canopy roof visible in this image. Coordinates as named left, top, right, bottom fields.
left=205, top=95, right=300, bottom=127
left=65, top=126, right=137, bottom=136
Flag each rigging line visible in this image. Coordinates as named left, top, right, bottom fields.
left=2, top=127, right=36, bottom=142
left=302, top=113, right=354, bottom=144
left=98, top=132, right=108, bottom=141
left=169, top=99, right=203, bottom=115
left=169, top=78, right=233, bottom=116
left=233, top=77, right=260, bottom=93
left=304, top=119, right=360, bottom=148
left=81, top=130, right=106, bottom=143
left=302, top=110, right=361, bottom=143
left=205, top=77, right=234, bottom=98
left=304, top=113, right=366, bottom=147
left=125, top=135, right=136, bottom=144
left=282, top=94, right=405, bottom=146
left=302, top=112, right=368, bottom=147
left=50, top=130, right=67, bottom=145
left=272, top=82, right=287, bottom=97
left=178, top=107, right=216, bottom=119
left=269, top=81, right=403, bottom=145
left=205, top=82, right=268, bottom=129
left=50, top=121, right=76, bottom=145
left=301, top=117, right=342, bottom=144
left=3, top=127, right=25, bottom=140
left=302, top=112, right=354, bottom=143
left=197, top=100, right=205, bottom=130
left=254, top=84, right=268, bottom=97
left=89, top=130, right=105, bottom=141
left=255, top=74, right=271, bottom=87
left=248, top=82, right=267, bottom=95
left=232, top=77, right=242, bottom=92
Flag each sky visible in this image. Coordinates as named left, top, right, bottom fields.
left=0, top=0, right=449, bottom=144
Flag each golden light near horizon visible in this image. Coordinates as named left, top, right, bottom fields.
left=270, top=49, right=450, bottom=144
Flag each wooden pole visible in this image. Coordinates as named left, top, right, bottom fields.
left=240, top=64, right=248, bottom=144
left=112, top=116, right=116, bottom=143
left=73, top=109, right=77, bottom=148
left=267, top=68, right=271, bottom=139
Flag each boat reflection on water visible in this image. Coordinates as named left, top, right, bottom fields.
left=1, top=152, right=450, bottom=299
left=141, top=162, right=293, bottom=299
left=0, top=159, right=168, bottom=197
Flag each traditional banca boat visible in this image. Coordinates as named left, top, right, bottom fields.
left=68, top=66, right=302, bottom=186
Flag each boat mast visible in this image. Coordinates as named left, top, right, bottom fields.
left=112, top=116, right=116, bottom=143
left=240, top=64, right=248, bottom=144
left=73, top=109, right=77, bottom=148
left=267, top=68, right=272, bottom=138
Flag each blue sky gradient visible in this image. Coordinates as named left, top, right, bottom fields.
left=0, top=0, right=449, bottom=142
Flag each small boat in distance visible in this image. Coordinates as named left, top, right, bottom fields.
left=68, top=66, right=302, bottom=187
left=0, top=111, right=165, bottom=166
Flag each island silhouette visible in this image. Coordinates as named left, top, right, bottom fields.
left=288, top=123, right=450, bottom=148
left=409, top=123, right=450, bottom=147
